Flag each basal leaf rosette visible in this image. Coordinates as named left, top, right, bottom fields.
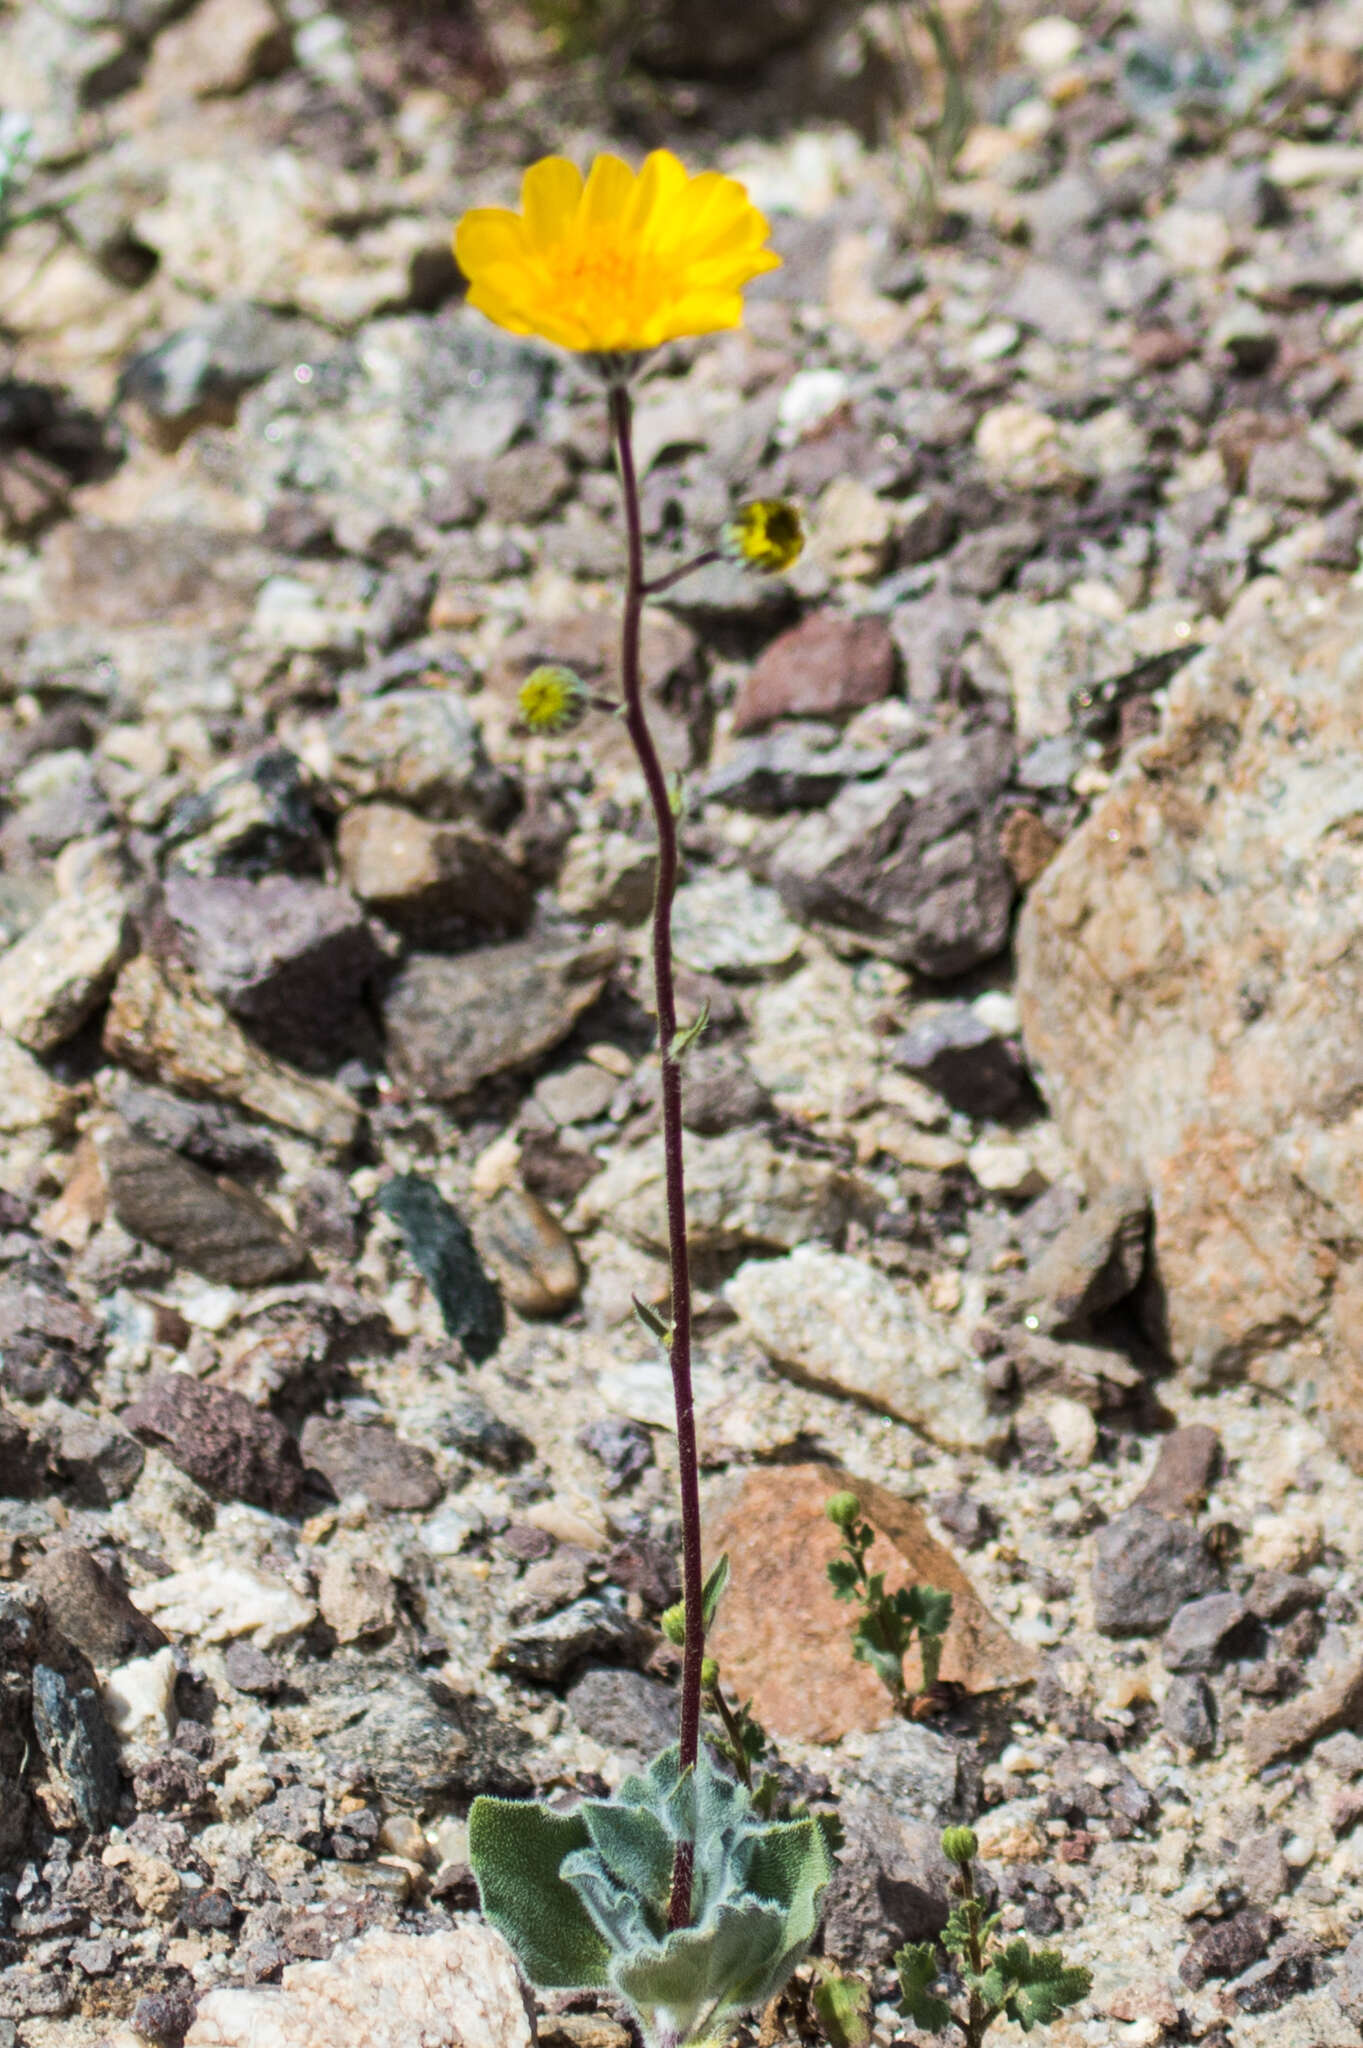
left=469, top=1746, right=833, bottom=2048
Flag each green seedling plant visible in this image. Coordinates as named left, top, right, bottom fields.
left=826, top=1492, right=953, bottom=1714
left=896, top=1828, right=1091, bottom=2047
left=455, top=154, right=829, bottom=2048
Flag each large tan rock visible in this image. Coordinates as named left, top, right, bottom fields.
left=1016, top=577, right=1363, bottom=1459
left=185, top=1924, right=532, bottom=2048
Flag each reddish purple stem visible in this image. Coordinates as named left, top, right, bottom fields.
left=609, top=383, right=703, bottom=1930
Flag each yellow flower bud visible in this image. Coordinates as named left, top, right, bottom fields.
left=724, top=498, right=805, bottom=574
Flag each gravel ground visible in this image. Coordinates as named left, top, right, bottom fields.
left=3, top=1, right=1363, bottom=2043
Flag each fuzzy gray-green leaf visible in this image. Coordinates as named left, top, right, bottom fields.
left=469, top=1796, right=611, bottom=1989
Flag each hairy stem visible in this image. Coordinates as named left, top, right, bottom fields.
left=960, top=1863, right=988, bottom=2048
left=610, top=383, right=703, bottom=1930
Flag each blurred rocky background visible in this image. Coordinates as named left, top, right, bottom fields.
left=5, top=0, right=1363, bottom=2044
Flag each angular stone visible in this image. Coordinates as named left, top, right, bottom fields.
left=566, top=1668, right=678, bottom=1763
left=1015, top=582, right=1363, bottom=1441
left=1161, top=1672, right=1216, bottom=1753
left=1162, top=1592, right=1253, bottom=1672
left=577, top=1130, right=854, bottom=1257
left=45, top=1404, right=144, bottom=1505
left=162, top=872, right=381, bottom=1040
left=1134, top=1424, right=1222, bottom=1518
left=1091, top=1509, right=1220, bottom=1636
left=726, top=1245, right=1005, bottom=1453
left=1016, top=1186, right=1149, bottom=1336
left=136, top=0, right=291, bottom=101
left=0, top=1406, right=44, bottom=1499
left=703, top=729, right=881, bottom=814
left=0, top=1031, right=77, bottom=1134
left=555, top=831, right=657, bottom=925
left=132, top=1560, right=315, bottom=1647
left=31, top=1662, right=122, bottom=1832
left=383, top=933, right=615, bottom=1099
left=104, top=957, right=358, bottom=1148
left=0, top=891, right=129, bottom=1052
left=164, top=747, right=323, bottom=879
left=94, top=1122, right=304, bottom=1286
left=26, top=1547, right=166, bottom=1667
left=492, top=1597, right=643, bottom=1686
left=773, top=728, right=1015, bottom=976
left=184, top=1925, right=533, bottom=2048
left=318, top=1551, right=396, bottom=1644
left=299, top=1417, right=443, bottom=1512
left=895, top=1004, right=1034, bottom=1118
left=119, top=301, right=325, bottom=449
left=233, top=311, right=552, bottom=549
left=1243, top=1659, right=1363, bottom=1772
left=732, top=611, right=896, bottom=734
left=317, top=691, right=514, bottom=827
left=1334, top=1929, right=1363, bottom=2028
left=123, top=1374, right=306, bottom=1515
left=337, top=803, right=531, bottom=940
left=476, top=1185, right=582, bottom=1316
left=377, top=1176, right=504, bottom=1363
left=671, top=868, right=803, bottom=977
left=822, top=1804, right=955, bottom=1964
left=1180, top=1909, right=1276, bottom=1990
left=705, top=1463, right=1034, bottom=1743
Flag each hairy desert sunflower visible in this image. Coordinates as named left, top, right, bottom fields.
left=453, top=150, right=780, bottom=359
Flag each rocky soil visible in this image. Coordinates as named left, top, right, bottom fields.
left=5, top=0, right=1363, bottom=2043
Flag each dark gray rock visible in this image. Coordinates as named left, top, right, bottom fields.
left=1092, top=1508, right=1220, bottom=1635
left=772, top=728, right=1016, bottom=977
left=1018, top=1186, right=1149, bottom=1335
left=1245, top=1571, right=1320, bottom=1624
left=702, top=730, right=882, bottom=815
left=236, top=310, right=554, bottom=557
left=567, top=1668, right=677, bottom=1762
left=299, top=1415, right=443, bottom=1512
left=223, top=1642, right=286, bottom=1697
left=1051, top=1741, right=1156, bottom=1831
left=31, top=1663, right=121, bottom=1832
left=680, top=1048, right=773, bottom=1135
left=123, top=1372, right=306, bottom=1515
left=119, top=303, right=328, bottom=447
left=821, top=1799, right=956, bottom=1966
left=0, top=1262, right=104, bottom=1402
left=889, top=589, right=982, bottom=705
left=948, top=519, right=1042, bottom=597
left=0, top=1406, right=45, bottom=1499
left=320, top=1666, right=530, bottom=1809
left=383, top=932, right=615, bottom=1099
left=578, top=1416, right=653, bottom=1490
left=894, top=1004, right=1034, bottom=1118
left=377, top=1175, right=504, bottom=1364
left=437, top=1389, right=531, bottom=1470
left=109, top=1079, right=278, bottom=1178
left=1163, top=1593, right=1254, bottom=1673
left=837, top=1720, right=975, bottom=1826
left=493, top=1597, right=643, bottom=1686
left=163, top=871, right=381, bottom=1044
left=26, top=1547, right=166, bottom=1666
left=1180, top=1908, right=1277, bottom=1989
left=46, top=1403, right=144, bottom=1505
left=95, top=1123, right=304, bottom=1288
left=163, top=747, right=324, bottom=879
left=1161, top=1672, right=1216, bottom=1753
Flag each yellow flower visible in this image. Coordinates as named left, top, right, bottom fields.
left=724, top=497, right=805, bottom=573
left=454, top=150, right=781, bottom=356
left=517, top=663, right=589, bottom=733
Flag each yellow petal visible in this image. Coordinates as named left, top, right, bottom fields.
left=521, top=155, right=584, bottom=245
left=627, top=149, right=690, bottom=234
left=453, top=208, right=527, bottom=278
left=581, top=153, right=638, bottom=228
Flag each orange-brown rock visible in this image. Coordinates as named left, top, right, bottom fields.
left=704, top=1462, right=1035, bottom=1744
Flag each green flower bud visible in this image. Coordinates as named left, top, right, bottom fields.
left=941, top=1826, right=978, bottom=1867
left=517, top=663, right=589, bottom=733
left=701, top=1657, right=720, bottom=1690
left=826, top=1491, right=861, bottom=1530
left=661, top=1601, right=687, bottom=1647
